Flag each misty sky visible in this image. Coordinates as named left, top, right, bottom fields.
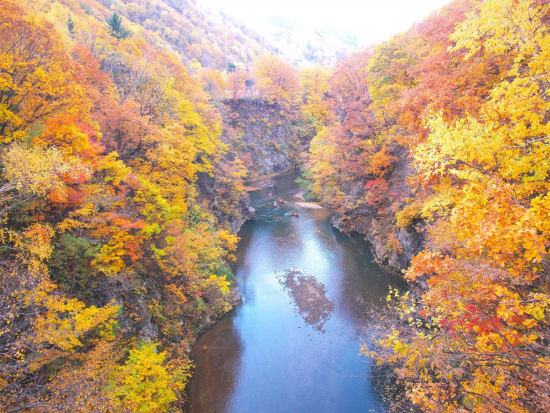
left=201, top=0, right=452, bottom=46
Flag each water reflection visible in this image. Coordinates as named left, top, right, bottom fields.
left=277, top=268, right=334, bottom=332
left=187, top=172, right=403, bottom=413
left=186, top=317, right=242, bottom=413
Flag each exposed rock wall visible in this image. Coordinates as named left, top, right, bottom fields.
left=330, top=145, right=424, bottom=272
left=221, top=99, right=299, bottom=178
left=196, top=172, right=255, bottom=234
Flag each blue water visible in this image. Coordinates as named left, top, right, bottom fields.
left=188, top=173, right=402, bottom=413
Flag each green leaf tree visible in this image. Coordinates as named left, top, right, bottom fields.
left=107, top=13, right=130, bottom=40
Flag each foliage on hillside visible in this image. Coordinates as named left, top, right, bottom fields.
left=3, top=0, right=548, bottom=411
left=303, top=0, right=550, bottom=411
left=0, top=0, right=251, bottom=410
left=37, top=0, right=275, bottom=69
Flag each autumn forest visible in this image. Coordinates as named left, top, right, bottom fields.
left=0, top=0, right=549, bottom=412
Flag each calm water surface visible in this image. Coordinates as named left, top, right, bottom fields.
left=187, top=173, right=403, bottom=413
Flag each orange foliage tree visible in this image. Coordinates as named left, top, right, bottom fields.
left=0, top=1, right=247, bottom=410
left=359, top=1, right=550, bottom=412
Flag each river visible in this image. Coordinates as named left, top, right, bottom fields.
left=187, top=172, right=404, bottom=413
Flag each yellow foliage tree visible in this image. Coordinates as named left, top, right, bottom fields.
left=252, top=54, right=299, bottom=106
left=111, top=342, right=191, bottom=413
left=0, top=1, right=85, bottom=143
left=370, top=1, right=550, bottom=411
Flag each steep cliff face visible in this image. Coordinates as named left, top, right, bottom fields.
left=333, top=213, right=424, bottom=271
left=221, top=99, right=301, bottom=178
left=193, top=98, right=303, bottom=236
left=330, top=145, right=424, bottom=272
left=196, top=171, right=255, bottom=234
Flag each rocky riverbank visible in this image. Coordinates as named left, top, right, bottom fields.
left=328, top=144, right=425, bottom=272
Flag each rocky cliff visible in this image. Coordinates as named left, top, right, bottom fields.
left=330, top=145, right=424, bottom=272
left=194, top=98, right=303, bottom=236
left=221, top=99, right=301, bottom=178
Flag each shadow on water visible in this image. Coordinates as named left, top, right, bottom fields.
left=276, top=268, right=335, bottom=333
left=186, top=317, right=243, bottom=413
left=187, top=172, right=403, bottom=413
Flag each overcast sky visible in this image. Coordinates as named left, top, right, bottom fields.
left=200, top=0, right=452, bottom=46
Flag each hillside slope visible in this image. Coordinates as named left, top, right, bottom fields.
left=38, top=0, right=277, bottom=69
left=0, top=0, right=270, bottom=411
left=304, top=1, right=550, bottom=411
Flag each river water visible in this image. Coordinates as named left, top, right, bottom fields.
left=187, top=172, right=403, bottom=413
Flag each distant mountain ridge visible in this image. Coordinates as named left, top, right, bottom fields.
left=265, top=16, right=359, bottom=66
left=197, top=2, right=359, bottom=67
left=95, top=0, right=278, bottom=68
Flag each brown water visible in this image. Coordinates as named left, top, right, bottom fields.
left=187, top=173, right=403, bottom=413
